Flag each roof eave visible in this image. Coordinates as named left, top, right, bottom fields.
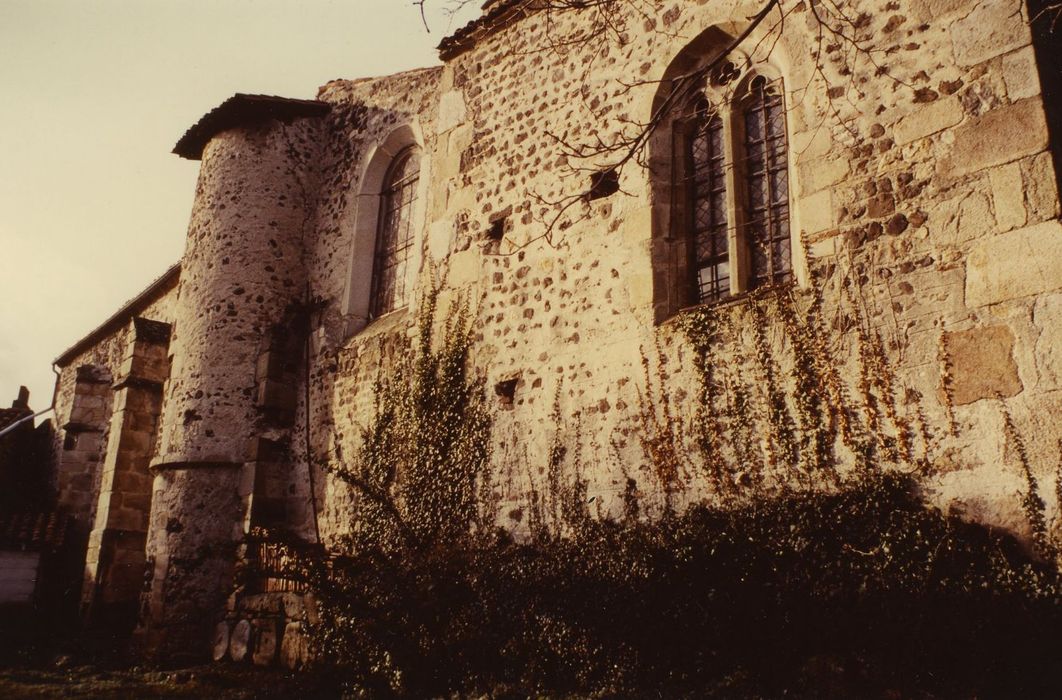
left=438, top=0, right=531, bottom=61
left=173, top=93, right=332, bottom=161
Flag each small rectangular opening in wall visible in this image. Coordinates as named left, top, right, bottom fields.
left=63, top=433, right=78, bottom=451
left=487, top=218, right=505, bottom=243
left=483, top=206, right=512, bottom=254
left=587, top=168, right=619, bottom=201
left=495, top=378, right=518, bottom=409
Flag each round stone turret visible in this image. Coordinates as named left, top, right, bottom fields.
left=140, top=96, right=326, bottom=659
left=157, top=129, right=310, bottom=465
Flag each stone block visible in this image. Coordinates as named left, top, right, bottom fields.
left=1033, top=294, right=1062, bottom=390
left=912, top=0, right=969, bottom=21
left=75, top=432, right=103, bottom=453
left=449, top=123, right=473, bottom=158
left=250, top=465, right=288, bottom=503
left=77, top=408, right=107, bottom=426
left=229, top=619, right=252, bottom=662
left=798, top=156, right=849, bottom=195
left=800, top=188, right=833, bottom=235
left=1002, top=46, right=1039, bottom=101
left=252, top=619, right=279, bottom=666
left=124, top=353, right=169, bottom=384
left=239, top=592, right=284, bottom=614
left=212, top=621, right=231, bottom=662
left=116, top=428, right=155, bottom=455
left=280, top=592, right=310, bottom=621
left=932, top=190, right=994, bottom=246
left=950, top=0, right=1027, bottom=67
left=430, top=179, right=450, bottom=222
left=428, top=219, right=452, bottom=262
left=132, top=317, right=172, bottom=346
left=809, top=235, right=839, bottom=258
left=74, top=395, right=106, bottom=411
left=437, top=89, right=467, bottom=133
left=93, top=500, right=111, bottom=527
left=116, top=390, right=162, bottom=415
left=125, top=408, right=159, bottom=433
left=792, top=127, right=831, bottom=161
left=86, top=381, right=111, bottom=396
left=627, top=273, right=654, bottom=308
left=945, top=325, right=1023, bottom=405
left=893, top=96, right=963, bottom=145
left=448, top=248, right=481, bottom=288
left=989, top=162, right=1026, bottom=231
left=116, top=490, right=152, bottom=515
left=76, top=365, right=112, bottom=384
left=280, top=622, right=309, bottom=670
left=965, top=220, right=1062, bottom=307
left=106, top=505, right=147, bottom=532
left=1022, top=151, right=1061, bottom=223
left=943, top=98, right=1048, bottom=177
left=238, top=463, right=256, bottom=498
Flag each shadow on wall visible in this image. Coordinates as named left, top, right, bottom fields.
left=1028, top=0, right=1062, bottom=200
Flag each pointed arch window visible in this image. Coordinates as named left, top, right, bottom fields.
left=370, top=146, right=421, bottom=318
left=679, top=73, right=792, bottom=306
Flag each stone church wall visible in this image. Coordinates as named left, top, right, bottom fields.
left=291, top=0, right=1062, bottom=546
left=53, top=281, right=178, bottom=530
left=45, top=0, right=1062, bottom=662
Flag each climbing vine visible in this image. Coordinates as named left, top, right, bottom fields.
left=252, top=269, right=1062, bottom=697
left=327, top=280, right=495, bottom=555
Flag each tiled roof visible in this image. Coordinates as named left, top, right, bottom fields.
left=0, top=511, right=71, bottom=552
left=173, top=93, right=331, bottom=160
left=438, top=0, right=529, bottom=59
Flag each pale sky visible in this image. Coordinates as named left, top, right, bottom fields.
left=0, top=0, right=479, bottom=416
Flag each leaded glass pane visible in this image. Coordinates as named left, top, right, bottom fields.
left=371, top=146, right=420, bottom=318
left=685, top=99, right=730, bottom=305
left=743, top=76, right=792, bottom=288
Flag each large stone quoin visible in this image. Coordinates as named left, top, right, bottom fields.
left=45, top=0, right=1062, bottom=662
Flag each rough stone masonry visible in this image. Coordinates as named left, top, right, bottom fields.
left=45, top=0, right=1062, bottom=663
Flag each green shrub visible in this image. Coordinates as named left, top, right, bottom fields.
left=274, top=472, right=1061, bottom=697
left=260, top=280, right=1062, bottom=697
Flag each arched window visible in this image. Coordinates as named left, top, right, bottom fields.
left=370, top=146, right=421, bottom=318
left=670, top=69, right=793, bottom=309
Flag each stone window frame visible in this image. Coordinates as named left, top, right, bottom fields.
left=674, top=65, right=793, bottom=305
left=650, top=35, right=808, bottom=323
left=340, top=123, right=430, bottom=336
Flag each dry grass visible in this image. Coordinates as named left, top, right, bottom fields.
left=0, top=664, right=327, bottom=700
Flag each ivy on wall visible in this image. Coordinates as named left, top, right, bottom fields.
left=253, top=267, right=1062, bottom=697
